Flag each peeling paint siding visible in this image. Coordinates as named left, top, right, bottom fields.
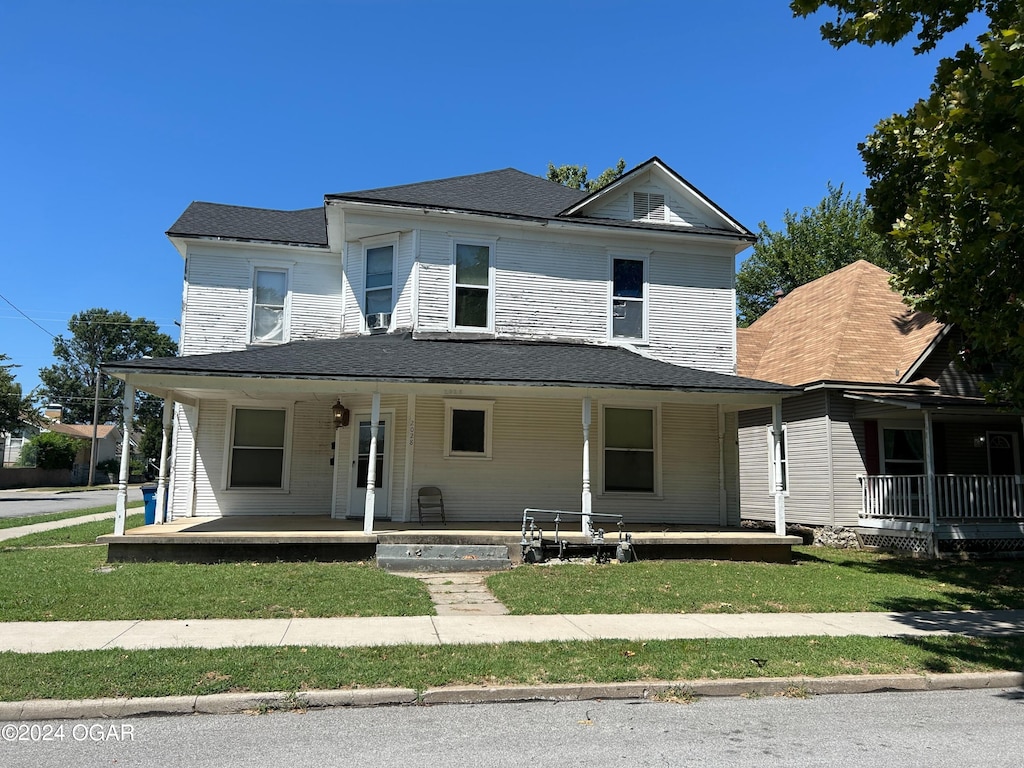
left=494, top=239, right=606, bottom=338
left=180, top=252, right=250, bottom=355
left=416, top=231, right=451, bottom=330
left=724, top=411, right=741, bottom=524
left=647, top=251, right=735, bottom=373
left=181, top=248, right=342, bottom=355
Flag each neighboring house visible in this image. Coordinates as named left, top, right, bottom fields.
left=2, top=422, right=41, bottom=467
left=737, top=260, right=1024, bottom=553
left=43, top=423, right=124, bottom=484
left=104, top=157, right=792, bottom=532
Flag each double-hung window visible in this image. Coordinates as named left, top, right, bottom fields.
left=882, top=428, right=925, bottom=475
left=365, top=244, right=394, bottom=328
left=611, top=257, right=646, bottom=340
left=452, top=242, right=492, bottom=330
left=251, top=268, right=288, bottom=344
left=229, top=407, right=289, bottom=489
left=444, top=399, right=493, bottom=459
left=603, top=406, right=656, bottom=493
left=767, top=424, right=789, bottom=494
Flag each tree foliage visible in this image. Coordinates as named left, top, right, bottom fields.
left=19, top=431, right=82, bottom=470
left=792, top=1, right=1024, bottom=406
left=37, top=308, right=177, bottom=426
left=0, top=354, right=36, bottom=435
left=736, top=184, right=896, bottom=325
left=547, top=159, right=626, bottom=192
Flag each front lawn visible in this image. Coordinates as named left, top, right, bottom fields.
left=0, top=546, right=434, bottom=621
left=0, top=501, right=143, bottom=530
left=486, top=547, right=1024, bottom=614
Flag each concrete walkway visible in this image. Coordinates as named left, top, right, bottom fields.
left=0, top=511, right=116, bottom=542
left=2, top=609, right=1022, bottom=654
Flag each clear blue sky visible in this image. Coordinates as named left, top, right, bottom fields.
left=0, top=0, right=983, bottom=396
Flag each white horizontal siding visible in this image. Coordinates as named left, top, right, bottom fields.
left=494, top=239, right=606, bottom=339
left=415, top=231, right=451, bottom=330
left=182, top=247, right=342, bottom=355
left=647, top=249, right=735, bottom=374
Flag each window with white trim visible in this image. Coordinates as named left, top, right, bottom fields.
left=229, top=407, right=289, bottom=489
left=251, top=268, right=289, bottom=343
left=452, top=242, right=492, bottom=329
left=603, top=406, right=656, bottom=493
left=766, top=424, right=789, bottom=494
left=364, top=244, right=394, bottom=327
left=611, top=257, right=646, bottom=340
left=444, top=399, right=493, bottom=458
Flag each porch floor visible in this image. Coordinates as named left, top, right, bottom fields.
left=98, top=515, right=800, bottom=564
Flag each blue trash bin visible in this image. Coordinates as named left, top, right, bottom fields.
left=141, top=484, right=157, bottom=525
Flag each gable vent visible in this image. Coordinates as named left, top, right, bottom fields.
left=633, top=192, right=666, bottom=221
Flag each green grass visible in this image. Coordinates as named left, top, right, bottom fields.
left=0, top=635, right=1020, bottom=701
left=2, top=512, right=146, bottom=547
left=486, top=547, right=1024, bottom=614
left=0, top=547, right=434, bottom=621
left=0, top=501, right=143, bottom=530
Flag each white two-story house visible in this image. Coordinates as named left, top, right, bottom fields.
left=105, top=157, right=792, bottom=534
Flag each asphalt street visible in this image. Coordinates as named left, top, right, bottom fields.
left=2, top=688, right=1022, bottom=768
left=0, top=487, right=143, bottom=519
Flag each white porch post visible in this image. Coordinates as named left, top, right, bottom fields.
left=923, top=409, right=937, bottom=556
left=153, top=397, right=173, bottom=524
left=363, top=392, right=381, bottom=535
left=581, top=395, right=592, bottom=535
left=771, top=400, right=786, bottom=536
left=113, top=380, right=135, bottom=536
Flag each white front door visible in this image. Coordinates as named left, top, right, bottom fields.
left=349, top=415, right=390, bottom=520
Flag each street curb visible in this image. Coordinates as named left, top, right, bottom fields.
left=0, top=672, right=1020, bottom=721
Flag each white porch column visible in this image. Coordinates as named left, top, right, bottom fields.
left=363, top=392, right=381, bottom=535
left=923, top=409, right=937, bottom=555
left=771, top=400, right=786, bottom=536
left=581, top=395, right=592, bottom=535
left=402, top=393, right=416, bottom=523
left=153, top=397, right=173, bottom=524
left=113, top=380, right=135, bottom=536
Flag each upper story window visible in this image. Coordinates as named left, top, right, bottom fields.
left=452, top=241, right=493, bottom=330
left=365, top=244, right=394, bottom=329
left=251, top=267, right=289, bottom=344
left=610, top=256, right=647, bottom=341
left=633, top=191, right=666, bottom=222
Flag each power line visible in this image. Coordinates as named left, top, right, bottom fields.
left=0, top=292, right=56, bottom=339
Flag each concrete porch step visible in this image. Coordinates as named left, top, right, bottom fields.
left=376, top=543, right=511, bottom=572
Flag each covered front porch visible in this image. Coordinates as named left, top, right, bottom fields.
left=98, top=514, right=799, bottom=564
left=850, top=391, right=1024, bottom=553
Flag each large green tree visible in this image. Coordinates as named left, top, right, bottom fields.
left=547, top=158, right=626, bottom=191
left=791, top=1, right=1024, bottom=405
left=736, top=184, right=896, bottom=325
left=0, top=354, right=36, bottom=435
left=38, top=308, right=177, bottom=428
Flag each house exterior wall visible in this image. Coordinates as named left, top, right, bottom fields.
left=180, top=244, right=342, bottom=355
left=170, top=389, right=731, bottom=525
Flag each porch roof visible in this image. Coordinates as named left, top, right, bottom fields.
left=845, top=389, right=1020, bottom=413
left=104, top=333, right=795, bottom=395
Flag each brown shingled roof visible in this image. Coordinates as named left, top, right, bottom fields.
left=736, top=260, right=945, bottom=387
left=46, top=423, right=119, bottom=440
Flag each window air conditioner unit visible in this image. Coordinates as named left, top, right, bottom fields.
left=367, top=312, right=391, bottom=331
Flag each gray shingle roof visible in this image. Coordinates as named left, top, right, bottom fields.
left=327, top=169, right=588, bottom=220
left=167, top=203, right=328, bottom=247
left=105, top=334, right=794, bottom=394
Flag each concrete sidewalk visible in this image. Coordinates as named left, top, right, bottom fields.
left=0, top=511, right=116, bottom=542
left=2, top=609, right=1023, bottom=653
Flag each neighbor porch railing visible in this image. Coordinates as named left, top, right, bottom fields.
left=860, top=474, right=1024, bottom=522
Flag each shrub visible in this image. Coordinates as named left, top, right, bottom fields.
left=20, top=432, right=82, bottom=470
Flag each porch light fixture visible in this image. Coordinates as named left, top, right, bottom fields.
left=973, top=435, right=986, bottom=448
left=332, top=399, right=350, bottom=428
